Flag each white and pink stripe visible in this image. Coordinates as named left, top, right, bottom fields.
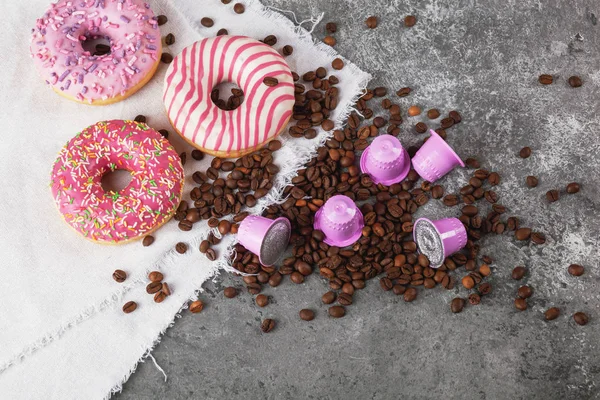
left=163, top=36, right=295, bottom=157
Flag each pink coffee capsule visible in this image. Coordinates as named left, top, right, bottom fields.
left=411, top=129, right=465, bottom=183
left=238, top=215, right=291, bottom=266
left=360, top=134, right=411, bottom=185
left=313, top=195, right=364, bottom=247
left=413, top=217, right=467, bottom=268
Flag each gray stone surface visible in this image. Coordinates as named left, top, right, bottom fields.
left=115, top=1, right=600, bottom=399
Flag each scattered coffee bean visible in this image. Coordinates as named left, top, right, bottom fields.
left=531, top=232, right=546, bottom=244
left=122, top=301, right=137, bottom=314
left=134, top=114, right=146, bottom=123
left=326, top=22, right=337, bottom=33
left=566, top=182, right=580, bottom=194
left=206, top=248, right=217, bottom=261
left=514, top=298, right=527, bottom=311
left=175, top=242, right=188, bottom=254
left=568, top=264, right=584, bottom=276
left=427, top=109, right=440, bottom=119
left=573, top=312, right=589, bottom=326
left=189, top=300, right=204, bottom=313
left=408, top=105, right=421, bottom=116
left=526, top=176, right=538, bottom=188
left=451, top=298, right=466, bottom=313
left=112, top=269, right=126, bottom=283
left=404, top=288, right=417, bottom=302
left=479, top=264, right=491, bottom=277
left=222, top=0, right=232, bottom=3
left=461, top=275, right=475, bottom=289
left=157, top=15, right=168, bottom=26
left=465, top=158, right=480, bottom=168
left=519, top=147, right=531, bottom=158
left=546, top=190, right=559, bottom=202
left=165, top=33, right=175, bottom=45
left=263, top=35, right=277, bottom=46
left=149, top=271, right=164, bottom=282
left=282, top=45, right=294, bottom=55
left=449, top=110, right=462, bottom=123
left=515, top=228, right=531, bottom=241
left=568, top=76, right=583, bottom=88
left=299, top=309, right=315, bottom=321
left=328, top=305, right=346, bottom=318
left=154, top=291, right=167, bottom=303
left=233, top=3, right=245, bottom=14
left=488, top=172, right=500, bottom=186
left=538, top=74, right=553, bottom=85
left=323, top=36, right=336, bottom=46
left=396, top=87, right=411, bottom=97
left=261, top=318, right=276, bottom=332
left=158, top=129, right=169, bottom=138
left=404, top=15, right=417, bottom=27
left=256, top=294, right=269, bottom=307
left=545, top=307, right=560, bottom=321
left=224, top=286, right=238, bottom=298
left=415, top=122, right=427, bottom=133
left=161, top=53, right=173, bottom=64
left=518, top=285, right=533, bottom=299
left=217, top=28, right=228, bottom=36
left=332, top=58, right=344, bottom=70
left=322, top=291, right=336, bottom=304
left=468, top=293, right=481, bottom=305
left=365, top=16, right=378, bottom=28
left=512, top=266, right=527, bottom=280
left=146, top=281, right=162, bottom=294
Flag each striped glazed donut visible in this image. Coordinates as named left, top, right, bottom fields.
left=163, top=36, right=295, bottom=158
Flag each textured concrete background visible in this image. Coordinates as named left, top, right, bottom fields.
left=115, top=0, right=600, bottom=399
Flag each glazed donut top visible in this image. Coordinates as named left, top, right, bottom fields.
left=50, top=120, right=184, bottom=243
left=30, top=0, right=160, bottom=103
left=163, top=36, right=295, bottom=156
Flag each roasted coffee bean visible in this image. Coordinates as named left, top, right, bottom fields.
left=488, top=172, right=500, bottom=186
left=546, top=190, right=559, bottom=202
left=426, top=108, right=440, bottom=119
left=539, top=74, right=553, bottom=85
left=218, top=220, right=232, bottom=235
left=290, top=271, right=305, bottom=284
left=224, top=287, right=238, bottom=298
left=157, top=15, right=168, bottom=25
left=518, top=285, right=533, bottom=299
left=326, top=22, right=337, bottom=33
left=199, top=240, right=210, bottom=253
left=545, top=307, right=560, bottom=321
left=465, top=158, right=480, bottom=168
left=380, top=277, right=393, bottom=291
left=338, top=293, right=353, bottom=305
left=282, top=45, right=294, bottom=55
left=122, top=301, right=137, bottom=314
left=404, top=15, right=417, bottom=27
left=263, top=76, right=279, bottom=87
left=514, top=298, right=527, bottom=311
left=200, top=17, right=214, bottom=27
left=566, top=182, right=580, bottom=194
left=440, top=117, right=454, bottom=129
left=526, top=176, right=538, bottom=188
left=149, top=271, right=164, bottom=282
left=484, top=190, right=498, bottom=204
left=161, top=53, right=173, bottom=64
left=179, top=152, right=187, bottom=166
left=175, top=242, right=188, bottom=254
left=431, top=185, right=444, bottom=199
left=165, top=33, right=176, bottom=45
left=415, top=122, right=427, bottom=134
left=515, top=228, right=531, bottom=240
left=158, top=129, right=169, bottom=138
left=233, top=3, right=245, bottom=13
left=512, top=266, right=527, bottom=280
left=573, top=312, right=589, bottom=326
left=403, top=288, right=417, bottom=302
left=332, top=58, right=344, bottom=70
left=407, top=105, right=421, bottom=116
left=217, top=28, right=228, bottom=36
left=161, top=283, right=172, bottom=296
left=189, top=300, right=204, bottom=313
left=146, top=281, right=162, bottom=294
left=479, top=264, right=491, bottom=277
left=112, top=269, right=126, bottom=283
left=134, top=115, right=146, bottom=123
left=263, top=34, right=277, bottom=46
left=268, top=272, right=282, bottom=287
left=461, top=275, right=475, bottom=289
left=568, top=264, right=584, bottom=276
left=261, top=318, right=276, bottom=332
left=469, top=293, right=481, bottom=305
left=443, top=194, right=459, bottom=206
left=451, top=298, right=466, bottom=313
left=365, top=16, right=378, bottom=28
left=206, top=248, right=217, bottom=261
left=568, top=76, right=583, bottom=88
left=329, top=305, right=346, bottom=318
left=154, top=291, right=167, bottom=303
left=299, top=309, right=315, bottom=321
left=396, top=87, right=411, bottom=97
left=531, top=232, right=546, bottom=244
left=322, top=291, right=336, bottom=304
left=519, top=147, right=532, bottom=158
left=462, top=205, right=478, bottom=217
left=255, top=294, right=269, bottom=307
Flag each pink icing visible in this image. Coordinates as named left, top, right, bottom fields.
left=30, top=0, right=161, bottom=104
left=50, top=120, right=184, bottom=243
left=163, top=36, right=295, bottom=155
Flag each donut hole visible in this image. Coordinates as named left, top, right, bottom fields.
left=101, top=169, right=133, bottom=193
left=211, top=81, right=244, bottom=111
left=81, top=36, right=112, bottom=56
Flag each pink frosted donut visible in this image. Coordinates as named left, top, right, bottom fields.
left=30, top=0, right=162, bottom=105
left=50, top=120, right=184, bottom=243
left=163, top=36, right=295, bottom=158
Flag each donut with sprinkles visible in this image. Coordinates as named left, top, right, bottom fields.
left=163, top=36, right=295, bottom=158
left=50, top=120, right=184, bottom=243
left=30, top=0, right=162, bottom=105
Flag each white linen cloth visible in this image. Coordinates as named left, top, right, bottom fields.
left=0, top=0, right=370, bottom=398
